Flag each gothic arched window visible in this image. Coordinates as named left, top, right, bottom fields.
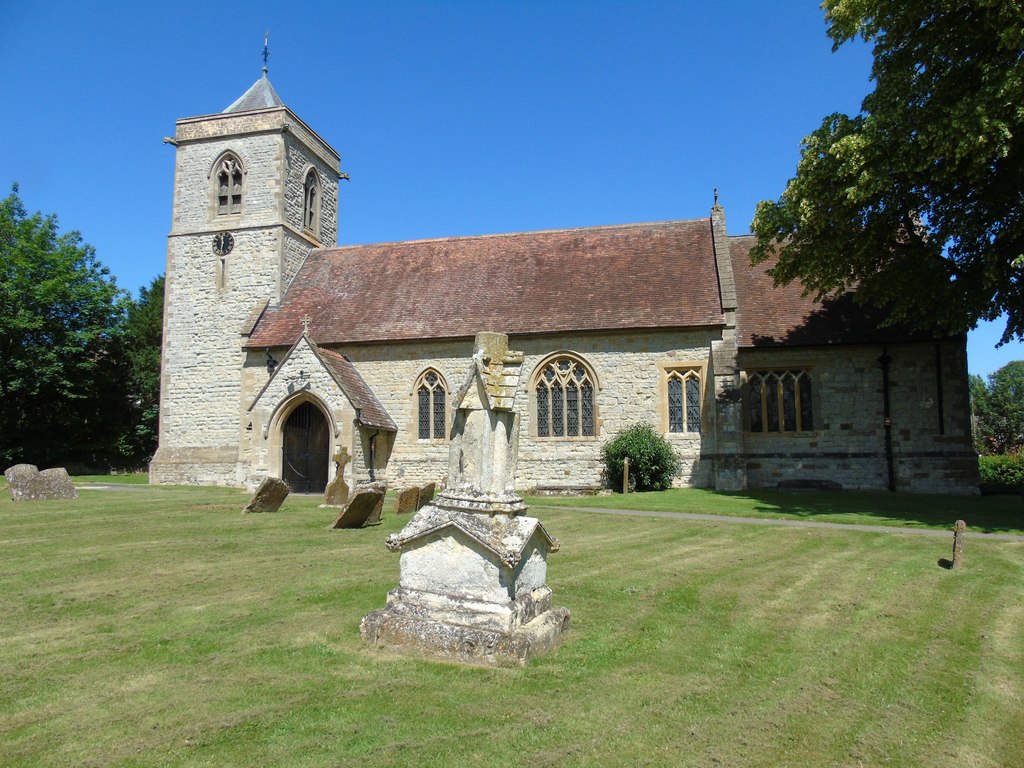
left=667, top=368, right=702, bottom=433
left=533, top=354, right=597, bottom=438
left=747, top=370, right=813, bottom=433
left=214, top=153, right=243, bottom=215
left=415, top=369, right=448, bottom=440
left=303, top=168, right=320, bottom=236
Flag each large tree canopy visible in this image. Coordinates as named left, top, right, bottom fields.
left=0, top=185, right=132, bottom=469
left=752, top=0, right=1024, bottom=342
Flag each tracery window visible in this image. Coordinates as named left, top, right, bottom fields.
left=303, top=168, right=320, bottom=235
left=667, top=369, right=702, bottom=433
left=534, top=355, right=596, bottom=438
left=415, top=369, right=448, bottom=440
left=215, top=154, right=243, bottom=215
left=747, top=370, right=813, bottom=433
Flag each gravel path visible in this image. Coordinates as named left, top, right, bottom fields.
left=533, top=504, right=1024, bottom=542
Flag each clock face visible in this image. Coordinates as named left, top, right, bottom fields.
left=212, top=232, right=234, bottom=256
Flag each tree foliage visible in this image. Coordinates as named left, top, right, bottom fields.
left=117, top=275, right=164, bottom=464
left=752, top=0, right=1024, bottom=342
left=602, top=423, right=680, bottom=492
left=0, top=185, right=162, bottom=470
left=971, top=361, right=1024, bottom=455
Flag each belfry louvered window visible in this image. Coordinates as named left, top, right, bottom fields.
left=535, top=355, right=596, bottom=438
left=415, top=369, right=447, bottom=440
left=747, top=370, right=813, bottom=433
left=667, top=369, right=702, bottom=433
left=216, top=154, right=243, bottom=215
left=303, top=168, right=320, bottom=235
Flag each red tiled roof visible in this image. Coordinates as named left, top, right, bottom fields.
left=315, top=346, right=397, bottom=431
left=246, top=220, right=724, bottom=347
left=730, top=235, right=934, bottom=347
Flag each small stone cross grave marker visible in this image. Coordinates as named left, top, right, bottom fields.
left=324, top=447, right=351, bottom=506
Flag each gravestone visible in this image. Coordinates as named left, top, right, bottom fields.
left=330, top=487, right=385, bottom=529
left=361, top=332, right=570, bottom=666
left=393, top=487, right=419, bottom=515
left=416, top=482, right=436, bottom=510
left=324, top=447, right=352, bottom=506
left=243, top=476, right=290, bottom=513
left=4, top=464, right=78, bottom=501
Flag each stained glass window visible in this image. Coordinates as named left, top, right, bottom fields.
left=535, top=355, right=596, bottom=438
left=667, top=369, right=701, bottom=433
left=417, top=387, right=430, bottom=439
left=747, top=370, right=813, bottom=433
left=415, top=369, right=448, bottom=440
left=685, top=376, right=701, bottom=433
left=537, top=387, right=550, bottom=437
left=668, top=377, right=684, bottom=432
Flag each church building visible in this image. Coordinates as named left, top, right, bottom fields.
left=149, top=73, right=979, bottom=495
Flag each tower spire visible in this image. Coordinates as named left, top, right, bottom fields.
left=262, top=30, right=270, bottom=75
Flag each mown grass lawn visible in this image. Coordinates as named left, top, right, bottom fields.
left=1, top=486, right=1022, bottom=767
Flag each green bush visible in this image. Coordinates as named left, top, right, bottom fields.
left=978, top=453, right=1024, bottom=495
left=602, top=423, right=680, bottom=492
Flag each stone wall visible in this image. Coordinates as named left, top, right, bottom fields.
left=283, top=137, right=339, bottom=247
left=233, top=334, right=976, bottom=494
left=246, top=329, right=724, bottom=491
left=737, top=339, right=978, bottom=494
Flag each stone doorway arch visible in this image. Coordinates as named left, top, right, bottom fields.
left=282, top=401, right=329, bottom=493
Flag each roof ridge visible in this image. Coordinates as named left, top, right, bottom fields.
left=322, top=217, right=712, bottom=253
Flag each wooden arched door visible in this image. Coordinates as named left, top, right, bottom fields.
left=282, top=402, right=329, bottom=493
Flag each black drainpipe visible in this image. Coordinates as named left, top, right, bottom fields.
left=878, top=348, right=896, bottom=491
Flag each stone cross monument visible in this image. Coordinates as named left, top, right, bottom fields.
left=360, top=332, right=570, bottom=665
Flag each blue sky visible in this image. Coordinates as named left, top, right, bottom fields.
left=2, top=0, right=1019, bottom=378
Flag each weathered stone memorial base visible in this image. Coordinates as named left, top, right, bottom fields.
left=361, top=594, right=570, bottom=666
left=360, top=502, right=570, bottom=666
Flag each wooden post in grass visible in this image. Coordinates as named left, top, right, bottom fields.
left=952, top=519, right=966, bottom=569
left=622, top=457, right=630, bottom=494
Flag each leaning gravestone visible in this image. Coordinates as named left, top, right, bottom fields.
left=5, top=464, right=78, bottom=501
left=243, top=476, right=290, bottom=513
left=330, top=486, right=386, bottom=529
left=393, top=486, right=419, bottom=515
left=415, top=482, right=436, bottom=510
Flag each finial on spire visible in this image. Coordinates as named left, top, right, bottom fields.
left=262, top=30, right=270, bottom=75
left=714, top=187, right=719, bottom=206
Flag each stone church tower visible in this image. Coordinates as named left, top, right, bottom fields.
left=150, top=72, right=341, bottom=485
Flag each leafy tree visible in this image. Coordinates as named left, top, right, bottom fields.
left=0, top=184, right=131, bottom=469
left=752, top=1, right=1024, bottom=342
left=117, top=275, right=164, bottom=465
left=971, top=361, right=1024, bottom=455
left=602, top=423, right=680, bottom=492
